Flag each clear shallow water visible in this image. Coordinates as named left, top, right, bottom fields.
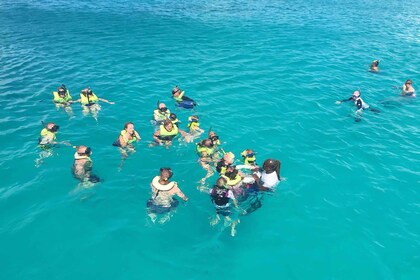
left=0, top=0, right=419, bottom=279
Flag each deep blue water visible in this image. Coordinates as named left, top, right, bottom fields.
left=0, top=1, right=419, bottom=279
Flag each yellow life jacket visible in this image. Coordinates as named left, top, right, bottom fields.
left=53, top=90, right=72, bottom=103
left=173, top=91, right=185, bottom=102
left=158, top=125, right=178, bottom=140
left=241, top=151, right=256, bottom=165
left=196, top=144, right=214, bottom=157
left=80, top=93, right=99, bottom=105
left=39, top=128, right=56, bottom=145
left=222, top=174, right=242, bottom=187
left=188, top=121, right=200, bottom=131
left=120, top=130, right=138, bottom=144
left=153, top=109, right=171, bottom=122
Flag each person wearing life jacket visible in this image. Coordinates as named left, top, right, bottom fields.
left=113, top=122, right=141, bottom=148
left=38, top=122, right=59, bottom=146
left=222, top=165, right=244, bottom=193
left=76, top=87, right=114, bottom=106
left=75, top=87, right=114, bottom=120
left=171, top=85, right=196, bottom=106
left=216, top=152, right=235, bottom=175
left=147, top=168, right=188, bottom=223
left=72, top=146, right=100, bottom=183
left=169, top=113, right=180, bottom=127
left=401, top=80, right=416, bottom=97
left=153, top=103, right=171, bottom=124
left=240, top=149, right=257, bottom=166
left=152, top=119, right=188, bottom=146
left=187, top=115, right=204, bottom=135
left=196, top=139, right=217, bottom=185
left=253, top=159, right=281, bottom=191
left=369, top=60, right=380, bottom=72
left=209, top=176, right=239, bottom=236
left=52, top=84, right=72, bottom=106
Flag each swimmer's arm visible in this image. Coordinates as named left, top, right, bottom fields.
left=153, top=131, right=163, bottom=144
left=336, top=97, right=352, bottom=104
left=134, top=131, right=141, bottom=141
left=118, top=135, right=127, bottom=148
left=98, top=98, right=115, bottom=104
left=175, top=184, right=188, bottom=201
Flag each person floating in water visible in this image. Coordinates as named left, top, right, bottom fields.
left=369, top=60, right=380, bottom=72
left=113, top=122, right=141, bottom=159
left=208, top=130, right=222, bottom=160
left=196, top=138, right=217, bottom=188
left=169, top=113, right=180, bottom=127
left=52, top=84, right=74, bottom=116
left=240, top=149, right=257, bottom=166
left=151, top=119, right=190, bottom=147
left=152, top=103, right=171, bottom=125
left=74, top=87, right=115, bottom=120
left=209, top=176, right=240, bottom=237
left=171, top=85, right=196, bottom=108
left=147, top=167, right=188, bottom=224
left=401, top=80, right=416, bottom=97
left=253, top=159, right=281, bottom=191
left=216, top=151, right=235, bottom=175
left=335, top=90, right=380, bottom=121
left=72, top=145, right=100, bottom=184
left=187, top=115, right=204, bottom=136
left=36, top=122, right=70, bottom=167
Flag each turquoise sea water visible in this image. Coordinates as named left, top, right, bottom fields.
left=1, top=0, right=419, bottom=279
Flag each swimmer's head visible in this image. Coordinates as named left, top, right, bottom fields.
left=172, top=86, right=181, bottom=95
left=158, top=103, right=168, bottom=112
left=46, top=122, right=59, bottom=132
left=77, top=145, right=91, bottom=156
left=169, top=113, right=177, bottom=121
left=188, top=115, right=199, bottom=123
left=223, top=152, right=235, bottom=164
left=352, top=91, right=361, bottom=99
left=124, top=122, right=135, bottom=133
left=159, top=167, right=173, bottom=181
left=372, top=60, right=380, bottom=66
left=58, top=85, right=66, bottom=96
left=405, top=80, right=413, bottom=85
left=200, top=138, right=213, bottom=147
left=163, top=119, right=174, bottom=130
left=81, top=88, right=93, bottom=95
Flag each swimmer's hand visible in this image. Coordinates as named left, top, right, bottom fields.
left=59, top=141, right=72, bottom=146
left=335, top=101, right=342, bottom=104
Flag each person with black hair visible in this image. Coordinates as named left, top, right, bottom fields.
left=254, top=159, right=281, bottom=191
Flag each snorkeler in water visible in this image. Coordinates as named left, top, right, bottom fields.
left=72, top=145, right=100, bottom=183
left=74, top=87, right=115, bottom=120
left=369, top=60, right=380, bottom=72
left=147, top=167, right=188, bottom=224
left=209, top=176, right=240, bottom=237
left=401, top=80, right=416, bottom=97
left=35, top=122, right=71, bottom=167
left=336, top=90, right=380, bottom=121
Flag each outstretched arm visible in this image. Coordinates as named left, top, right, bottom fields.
left=98, top=98, right=115, bottom=104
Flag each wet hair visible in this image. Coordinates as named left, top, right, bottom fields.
left=172, top=86, right=181, bottom=95
left=262, top=159, right=281, bottom=180
left=224, top=166, right=238, bottom=180
left=124, top=122, right=134, bottom=129
left=163, top=119, right=172, bottom=127
left=198, top=138, right=212, bottom=147
left=160, top=167, right=173, bottom=179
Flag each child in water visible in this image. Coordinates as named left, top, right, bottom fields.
left=209, top=176, right=240, bottom=237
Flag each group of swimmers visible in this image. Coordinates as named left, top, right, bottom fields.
left=39, top=85, right=282, bottom=236
left=335, top=60, right=415, bottom=121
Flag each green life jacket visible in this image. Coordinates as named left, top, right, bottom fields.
left=53, top=90, right=72, bottom=103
